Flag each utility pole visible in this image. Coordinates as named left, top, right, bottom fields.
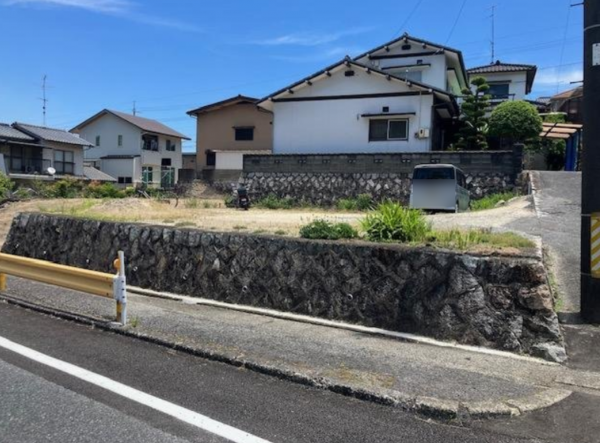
left=40, top=75, right=48, bottom=126
left=490, top=5, right=496, bottom=64
left=581, top=0, right=600, bottom=322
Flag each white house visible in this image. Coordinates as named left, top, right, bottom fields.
left=467, top=61, right=537, bottom=105
left=71, top=110, right=190, bottom=188
left=0, top=122, right=90, bottom=180
left=257, top=34, right=468, bottom=154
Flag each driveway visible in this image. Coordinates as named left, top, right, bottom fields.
left=531, top=171, right=582, bottom=314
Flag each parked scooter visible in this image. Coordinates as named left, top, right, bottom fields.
left=237, top=185, right=250, bottom=210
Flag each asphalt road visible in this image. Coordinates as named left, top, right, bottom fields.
left=0, top=302, right=540, bottom=443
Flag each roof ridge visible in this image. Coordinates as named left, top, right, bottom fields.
left=15, top=122, right=71, bottom=131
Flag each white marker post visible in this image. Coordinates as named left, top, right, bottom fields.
left=113, top=251, right=127, bottom=326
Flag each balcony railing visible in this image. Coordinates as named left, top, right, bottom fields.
left=5, top=157, right=52, bottom=175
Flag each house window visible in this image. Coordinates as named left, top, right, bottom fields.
left=488, top=83, right=510, bottom=99
left=54, top=150, right=75, bottom=175
left=95, top=135, right=101, bottom=147
left=118, top=135, right=123, bottom=147
left=235, top=127, right=254, bottom=141
left=369, top=119, right=409, bottom=142
left=206, top=151, right=216, bottom=167
left=142, top=166, right=153, bottom=185
left=166, top=139, right=175, bottom=151
left=142, top=134, right=159, bottom=151
left=398, top=70, right=422, bottom=82
left=118, top=177, right=132, bottom=184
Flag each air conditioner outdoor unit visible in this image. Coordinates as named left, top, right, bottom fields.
left=417, top=128, right=430, bottom=139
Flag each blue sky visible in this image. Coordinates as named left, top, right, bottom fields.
left=0, top=0, right=583, bottom=152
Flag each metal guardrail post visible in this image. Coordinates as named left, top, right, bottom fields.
left=113, top=251, right=127, bottom=326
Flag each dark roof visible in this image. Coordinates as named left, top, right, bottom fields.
left=467, top=61, right=538, bottom=94
left=0, top=123, right=35, bottom=141
left=14, top=122, right=93, bottom=146
left=551, top=86, right=583, bottom=101
left=101, top=155, right=141, bottom=159
left=83, top=166, right=117, bottom=182
left=257, top=57, right=457, bottom=111
left=187, top=95, right=259, bottom=116
left=72, top=110, right=191, bottom=140
left=353, top=33, right=468, bottom=86
left=467, top=61, right=537, bottom=74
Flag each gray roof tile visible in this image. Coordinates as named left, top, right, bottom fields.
left=83, top=166, right=117, bottom=182
left=15, top=123, right=93, bottom=146
left=0, top=123, right=35, bottom=141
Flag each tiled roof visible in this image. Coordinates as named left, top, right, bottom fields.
left=551, top=86, right=583, bottom=101
left=15, top=123, right=93, bottom=146
left=83, top=166, right=117, bottom=182
left=0, top=123, right=35, bottom=141
left=73, top=110, right=191, bottom=140
left=467, top=61, right=537, bottom=74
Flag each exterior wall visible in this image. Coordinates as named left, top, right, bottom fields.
left=182, top=154, right=197, bottom=170
left=100, top=158, right=136, bottom=184
left=242, top=148, right=524, bottom=204
left=271, top=69, right=435, bottom=154
left=75, top=113, right=142, bottom=160
left=376, top=53, right=447, bottom=90
left=2, top=213, right=565, bottom=361
left=215, top=152, right=248, bottom=170
left=195, top=103, right=273, bottom=171
left=469, top=72, right=529, bottom=101
left=141, top=134, right=183, bottom=184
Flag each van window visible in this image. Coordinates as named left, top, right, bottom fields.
left=413, top=167, right=455, bottom=180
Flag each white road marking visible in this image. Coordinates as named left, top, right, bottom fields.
left=0, top=336, right=273, bottom=443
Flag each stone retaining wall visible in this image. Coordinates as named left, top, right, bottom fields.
left=2, top=213, right=565, bottom=362
left=241, top=148, right=525, bottom=204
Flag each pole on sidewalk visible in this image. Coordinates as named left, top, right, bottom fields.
left=113, top=251, right=127, bottom=326
left=581, top=0, right=600, bottom=323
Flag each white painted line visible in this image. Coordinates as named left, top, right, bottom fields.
left=129, top=286, right=558, bottom=366
left=0, top=336, right=273, bottom=443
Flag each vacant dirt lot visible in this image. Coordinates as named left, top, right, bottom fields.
left=0, top=195, right=537, bottom=248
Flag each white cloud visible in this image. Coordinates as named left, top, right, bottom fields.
left=273, top=46, right=366, bottom=64
left=4, top=0, right=130, bottom=13
left=3, top=0, right=200, bottom=32
left=255, top=27, right=372, bottom=47
left=536, top=67, right=583, bottom=86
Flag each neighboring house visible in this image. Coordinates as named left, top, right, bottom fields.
left=187, top=95, right=273, bottom=178
left=83, top=165, right=118, bottom=183
left=71, top=110, right=190, bottom=188
left=467, top=61, right=537, bottom=105
left=0, top=122, right=90, bottom=180
left=548, top=86, right=583, bottom=124
left=257, top=34, right=467, bottom=154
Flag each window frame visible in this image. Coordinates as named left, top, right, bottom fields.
left=368, top=118, right=409, bottom=142
left=118, top=176, right=133, bottom=184
left=165, top=139, right=176, bottom=152
left=234, top=127, right=254, bottom=142
left=95, top=135, right=101, bottom=147
left=53, top=149, right=75, bottom=175
left=488, top=83, right=510, bottom=100
left=142, top=166, right=154, bottom=185
left=118, top=135, right=123, bottom=147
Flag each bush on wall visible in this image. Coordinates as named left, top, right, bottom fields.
left=299, top=220, right=358, bottom=240
left=488, top=101, right=543, bottom=145
left=361, top=202, right=430, bottom=242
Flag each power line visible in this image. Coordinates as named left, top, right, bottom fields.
left=391, top=0, right=425, bottom=38
left=445, top=0, right=468, bottom=44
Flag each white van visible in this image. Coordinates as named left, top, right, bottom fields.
left=409, top=164, right=470, bottom=213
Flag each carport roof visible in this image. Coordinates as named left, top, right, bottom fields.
left=540, top=122, right=583, bottom=140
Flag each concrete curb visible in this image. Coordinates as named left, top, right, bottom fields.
left=0, top=293, right=573, bottom=422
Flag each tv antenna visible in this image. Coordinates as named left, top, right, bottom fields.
left=40, top=75, right=49, bottom=126
left=133, top=101, right=137, bottom=116
left=490, top=5, right=496, bottom=64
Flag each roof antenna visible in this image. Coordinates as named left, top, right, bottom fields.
left=132, top=100, right=137, bottom=116
left=490, top=5, right=496, bottom=64
left=40, top=74, right=48, bottom=126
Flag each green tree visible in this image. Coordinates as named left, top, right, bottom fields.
left=455, top=76, right=491, bottom=151
left=488, top=100, right=543, bottom=145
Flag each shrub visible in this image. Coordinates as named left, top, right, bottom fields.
left=336, top=194, right=373, bottom=212
left=426, top=228, right=535, bottom=250
left=256, top=194, right=295, bottom=209
left=224, top=195, right=236, bottom=208
left=0, top=173, right=14, bottom=199
left=470, top=191, right=519, bottom=211
left=51, top=177, right=85, bottom=198
left=185, top=198, right=199, bottom=209
left=299, top=220, right=358, bottom=240
left=488, top=101, right=543, bottom=144
left=84, top=181, right=121, bottom=199
left=361, top=201, right=430, bottom=242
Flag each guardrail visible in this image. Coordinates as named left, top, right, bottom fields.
left=0, top=251, right=127, bottom=325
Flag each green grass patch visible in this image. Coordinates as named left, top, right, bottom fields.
left=425, top=228, right=535, bottom=251
left=300, top=220, right=358, bottom=240
left=255, top=194, right=296, bottom=210
left=361, top=202, right=430, bottom=242
left=470, top=192, right=519, bottom=211
left=336, top=194, right=373, bottom=212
